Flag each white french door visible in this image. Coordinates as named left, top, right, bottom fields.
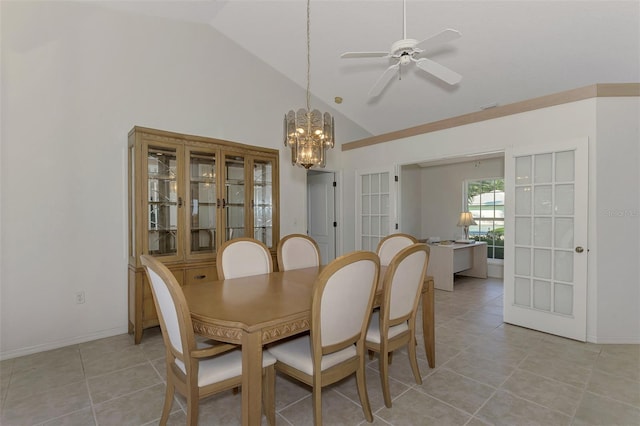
left=356, top=168, right=396, bottom=251
left=504, top=137, right=589, bottom=341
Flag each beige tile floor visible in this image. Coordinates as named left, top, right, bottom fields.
left=1, top=276, right=639, bottom=425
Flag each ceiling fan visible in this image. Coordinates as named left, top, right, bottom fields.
left=340, top=0, right=462, bottom=98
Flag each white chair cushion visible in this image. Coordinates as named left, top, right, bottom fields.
left=175, top=347, right=276, bottom=387
left=365, top=311, right=409, bottom=344
left=267, top=336, right=357, bottom=376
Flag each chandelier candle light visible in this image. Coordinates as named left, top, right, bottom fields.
left=284, top=0, right=335, bottom=169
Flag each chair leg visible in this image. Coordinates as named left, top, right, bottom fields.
left=379, top=350, right=392, bottom=408
left=160, top=379, right=175, bottom=426
left=262, top=366, right=276, bottom=426
left=186, top=388, right=199, bottom=426
left=408, top=335, right=422, bottom=385
left=356, top=361, right=374, bottom=422
left=312, top=386, right=322, bottom=426
left=388, top=351, right=394, bottom=364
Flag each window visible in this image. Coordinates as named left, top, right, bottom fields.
left=465, top=178, right=504, bottom=260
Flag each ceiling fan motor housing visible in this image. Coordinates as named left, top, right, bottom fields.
left=391, top=39, right=420, bottom=57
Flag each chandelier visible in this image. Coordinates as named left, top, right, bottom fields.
left=283, top=0, right=335, bottom=169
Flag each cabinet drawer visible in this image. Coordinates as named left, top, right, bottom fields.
left=185, top=266, right=217, bottom=285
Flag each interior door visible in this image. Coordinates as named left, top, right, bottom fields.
left=504, top=137, right=588, bottom=341
left=356, top=168, right=396, bottom=251
left=307, top=171, right=336, bottom=263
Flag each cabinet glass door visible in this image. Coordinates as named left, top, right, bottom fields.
left=188, top=150, right=217, bottom=255
left=253, top=158, right=273, bottom=247
left=224, top=154, right=246, bottom=242
left=147, top=147, right=179, bottom=256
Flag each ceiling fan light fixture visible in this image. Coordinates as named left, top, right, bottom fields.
left=283, top=0, right=335, bottom=170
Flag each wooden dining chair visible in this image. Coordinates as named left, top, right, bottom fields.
left=267, top=251, right=380, bottom=425
left=277, top=233, right=321, bottom=271
left=376, top=233, right=418, bottom=266
left=140, top=255, right=276, bottom=426
left=365, top=243, right=430, bottom=408
left=216, top=237, right=273, bottom=279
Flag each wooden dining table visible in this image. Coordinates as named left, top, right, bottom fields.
left=181, top=265, right=435, bottom=426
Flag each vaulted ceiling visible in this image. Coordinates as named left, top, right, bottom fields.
left=101, top=1, right=639, bottom=137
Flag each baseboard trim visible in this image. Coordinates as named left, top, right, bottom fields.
left=587, top=334, right=640, bottom=344
left=0, top=326, right=129, bottom=361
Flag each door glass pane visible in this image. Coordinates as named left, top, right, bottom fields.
left=534, top=185, right=552, bottom=215
left=225, top=154, right=245, bottom=241
left=514, top=277, right=531, bottom=306
left=554, top=251, right=573, bottom=282
left=555, top=184, right=574, bottom=215
left=534, top=217, right=552, bottom=247
left=147, top=147, right=178, bottom=255
left=359, top=171, right=391, bottom=248
left=533, top=280, right=551, bottom=311
left=533, top=249, right=551, bottom=279
left=554, top=283, right=573, bottom=315
left=555, top=218, right=574, bottom=249
left=253, top=159, right=273, bottom=247
left=189, top=152, right=216, bottom=254
left=515, top=247, right=530, bottom=276
left=515, top=187, right=531, bottom=215
left=510, top=147, right=580, bottom=327
left=534, top=153, right=552, bottom=183
left=516, top=156, right=532, bottom=185
left=515, top=217, right=531, bottom=245
left=555, top=151, right=574, bottom=183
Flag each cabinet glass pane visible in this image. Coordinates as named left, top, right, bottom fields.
left=190, top=152, right=216, bottom=253
left=253, top=159, right=273, bottom=247
left=225, top=155, right=245, bottom=241
left=147, top=147, right=178, bottom=255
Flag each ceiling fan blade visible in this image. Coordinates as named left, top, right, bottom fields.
left=415, top=28, right=461, bottom=51
left=415, top=57, right=462, bottom=85
left=368, top=63, right=400, bottom=98
left=341, top=51, right=390, bottom=59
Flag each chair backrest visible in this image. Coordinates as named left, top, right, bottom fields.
left=312, top=251, right=380, bottom=351
left=216, top=237, right=273, bottom=279
left=382, top=244, right=430, bottom=324
left=277, top=234, right=321, bottom=271
left=140, top=255, right=195, bottom=366
left=376, top=233, right=418, bottom=266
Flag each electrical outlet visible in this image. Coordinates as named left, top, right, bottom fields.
left=75, top=291, right=85, bottom=304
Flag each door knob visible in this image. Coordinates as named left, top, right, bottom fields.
left=575, top=246, right=584, bottom=253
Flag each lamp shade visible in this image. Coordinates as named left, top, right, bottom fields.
left=457, top=212, right=477, bottom=227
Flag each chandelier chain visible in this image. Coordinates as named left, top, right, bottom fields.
left=306, top=0, right=311, bottom=111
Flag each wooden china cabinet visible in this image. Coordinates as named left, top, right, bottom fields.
left=127, top=126, right=279, bottom=343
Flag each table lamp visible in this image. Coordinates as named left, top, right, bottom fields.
left=456, top=212, right=477, bottom=243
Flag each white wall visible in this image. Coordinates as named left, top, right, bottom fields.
left=342, top=97, right=640, bottom=343
left=593, top=97, right=640, bottom=343
left=0, top=1, right=370, bottom=359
